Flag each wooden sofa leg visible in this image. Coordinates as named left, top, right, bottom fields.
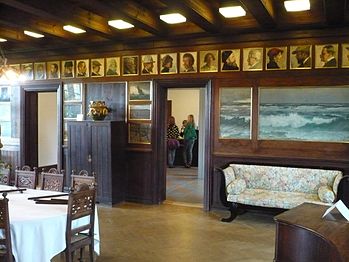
left=221, top=203, right=238, bottom=222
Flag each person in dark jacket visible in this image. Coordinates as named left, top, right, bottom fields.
left=167, top=116, right=180, bottom=168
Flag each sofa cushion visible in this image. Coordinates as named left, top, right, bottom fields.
left=333, top=174, right=342, bottom=196
left=227, top=179, right=246, bottom=195
left=223, top=166, right=235, bottom=187
left=318, top=185, right=335, bottom=203
left=227, top=188, right=329, bottom=209
left=230, top=164, right=342, bottom=194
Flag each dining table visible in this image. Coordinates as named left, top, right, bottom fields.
left=0, top=185, right=100, bottom=262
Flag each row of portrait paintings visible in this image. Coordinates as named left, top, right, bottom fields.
left=12, top=43, right=349, bottom=80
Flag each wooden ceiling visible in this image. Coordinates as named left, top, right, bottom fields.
left=0, top=0, right=348, bottom=60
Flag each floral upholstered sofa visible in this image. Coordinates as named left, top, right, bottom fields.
left=218, top=163, right=343, bottom=222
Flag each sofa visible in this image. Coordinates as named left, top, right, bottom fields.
left=218, top=163, right=344, bottom=222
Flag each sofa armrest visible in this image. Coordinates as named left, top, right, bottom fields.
left=215, top=167, right=231, bottom=208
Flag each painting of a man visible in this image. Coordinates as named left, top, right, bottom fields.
left=266, top=47, right=287, bottom=70
left=62, top=60, right=74, bottom=78
left=221, top=50, right=240, bottom=71
left=180, top=52, right=197, bottom=73
left=47, top=61, right=60, bottom=79
left=141, top=55, right=157, bottom=75
left=105, top=57, right=120, bottom=76
left=243, top=48, right=263, bottom=71
left=342, top=44, right=349, bottom=68
left=315, top=44, right=338, bottom=68
left=290, top=45, right=312, bottom=69
left=122, top=56, right=138, bottom=75
left=76, top=59, right=89, bottom=78
left=200, top=50, right=218, bottom=72
left=160, top=53, right=177, bottom=74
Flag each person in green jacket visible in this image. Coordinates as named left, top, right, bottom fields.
left=183, top=114, right=197, bottom=168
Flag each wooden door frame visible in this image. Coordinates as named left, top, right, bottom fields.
left=153, top=79, right=212, bottom=211
left=20, top=83, right=62, bottom=170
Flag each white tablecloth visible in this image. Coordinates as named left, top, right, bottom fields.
left=0, top=185, right=100, bottom=262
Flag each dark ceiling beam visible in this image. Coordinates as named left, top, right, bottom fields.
left=323, top=0, right=346, bottom=26
left=0, top=0, right=117, bottom=40
left=75, top=0, right=166, bottom=36
left=164, top=0, right=222, bottom=33
left=239, top=0, right=276, bottom=29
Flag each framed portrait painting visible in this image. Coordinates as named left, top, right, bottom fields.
left=105, top=57, right=120, bottom=76
left=122, top=56, right=139, bottom=76
left=160, top=53, right=177, bottom=74
left=61, top=60, right=74, bottom=79
left=315, top=44, right=338, bottom=68
left=221, top=49, right=240, bottom=72
left=141, top=54, right=158, bottom=75
left=34, top=62, right=46, bottom=80
left=9, top=64, right=20, bottom=75
left=128, top=122, right=151, bottom=144
left=243, top=48, right=263, bottom=71
left=91, top=58, right=105, bottom=77
left=179, top=52, right=197, bottom=73
left=265, top=47, right=287, bottom=70
left=21, top=63, right=33, bottom=80
left=290, top=45, right=312, bottom=69
left=128, top=81, right=151, bottom=101
left=129, top=103, right=151, bottom=121
left=199, top=50, right=218, bottom=73
left=342, top=44, right=349, bottom=68
left=47, top=61, right=60, bottom=79
left=76, top=59, right=89, bottom=78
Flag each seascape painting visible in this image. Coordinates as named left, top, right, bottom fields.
left=219, top=88, right=252, bottom=139
left=129, top=81, right=151, bottom=101
left=259, top=87, right=349, bottom=142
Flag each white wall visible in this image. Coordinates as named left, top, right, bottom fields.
left=167, top=88, right=200, bottom=128
left=38, top=92, right=57, bottom=167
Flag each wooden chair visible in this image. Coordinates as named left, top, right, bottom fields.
left=65, top=184, right=96, bottom=262
left=0, top=168, right=11, bottom=186
left=40, top=168, right=65, bottom=192
left=70, top=170, right=96, bottom=191
left=15, top=165, right=38, bottom=189
left=0, top=193, right=13, bottom=262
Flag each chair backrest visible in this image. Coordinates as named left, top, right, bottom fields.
left=0, top=168, right=11, bottom=186
left=40, top=168, right=65, bottom=192
left=0, top=193, right=13, bottom=262
left=66, top=186, right=96, bottom=244
left=70, top=170, right=96, bottom=191
left=15, top=165, right=38, bottom=189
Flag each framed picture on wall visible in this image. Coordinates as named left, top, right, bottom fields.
left=128, top=81, right=151, bottom=101
left=315, top=44, right=338, bottom=68
left=61, top=60, right=74, bottom=78
left=0, top=86, right=10, bottom=102
left=76, top=59, right=89, bottom=78
left=342, top=44, right=349, bottom=68
left=221, top=49, right=240, bottom=72
left=21, top=63, right=33, bottom=80
left=199, top=50, right=218, bottom=72
left=290, top=45, right=312, bottom=69
left=105, top=57, right=120, bottom=76
left=160, top=53, right=177, bottom=74
left=243, top=48, right=263, bottom=71
left=47, top=61, right=60, bottom=79
left=63, top=104, right=82, bottom=119
left=179, top=52, right=197, bottom=73
left=91, top=58, right=105, bottom=77
left=9, top=64, right=20, bottom=76
left=34, top=62, right=46, bottom=80
left=128, top=122, right=151, bottom=144
left=141, top=54, right=158, bottom=75
left=122, top=55, right=139, bottom=76
left=63, top=83, right=82, bottom=102
left=129, top=103, right=151, bottom=120
left=265, top=47, right=287, bottom=70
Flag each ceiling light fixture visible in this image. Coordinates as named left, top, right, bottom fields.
left=284, top=0, right=310, bottom=12
left=63, top=25, right=86, bottom=34
left=24, top=30, right=44, bottom=38
left=0, top=38, right=7, bottom=42
left=108, top=20, right=134, bottom=29
left=219, top=6, right=246, bottom=18
left=0, top=45, right=20, bottom=82
left=160, top=13, right=186, bottom=24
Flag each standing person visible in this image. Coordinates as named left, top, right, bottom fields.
left=182, top=114, right=197, bottom=168
left=167, top=116, right=180, bottom=168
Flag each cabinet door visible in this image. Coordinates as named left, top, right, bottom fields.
left=90, top=123, right=111, bottom=203
left=68, top=122, right=92, bottom=179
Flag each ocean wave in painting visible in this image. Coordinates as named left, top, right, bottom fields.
left=220, top=103, right=251, bottom=138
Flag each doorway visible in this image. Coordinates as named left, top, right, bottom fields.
left=166, top=88, right=204, bottom=206
left=21, top=84, right=62, bottom=170
left=153, top=79, right=212, bottom=210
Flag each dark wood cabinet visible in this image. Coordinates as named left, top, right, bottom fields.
left=67, top=120, right=126, bottom=205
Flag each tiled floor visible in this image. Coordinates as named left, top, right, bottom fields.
left=166, top=167, right=203, bottom=205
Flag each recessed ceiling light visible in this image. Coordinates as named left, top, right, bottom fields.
left=0, top=38, right=7, bottom=42
left=24, top=30, right=44, bottom=38
left=219, top=6, right=246, bottom=18
left=160, top=13, right=186, bottom=24
left=108, top=20, right=134, bottom=29
left=284, top=0, right=310, bottom=12
left=63, top=25, right=86, bottom=34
